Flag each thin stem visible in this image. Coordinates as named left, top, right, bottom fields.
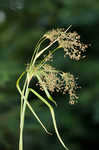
left=38, top=46, right=60, bottom=69
left=20, top=79, right=27, bottom=121
left=64, top=25, right=72, bottom=33
left=31, top=37, right=46, bottom=65
left=29, top=88, right=69, bottom=150
left=26, top=99, right=52, bottom=135
left=19, top=79, right=29, bottom=150
left=16, top=71, right=27, bottom=128
left=32, top=39, right=57, bottom=65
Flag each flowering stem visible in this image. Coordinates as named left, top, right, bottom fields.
left=31, top=37, right=46, bottom=65
left=32, top=39, right=57, bottom=65
left=38, top=46, right=60, bottom=69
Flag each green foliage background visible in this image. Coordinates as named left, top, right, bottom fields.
left=0, top=0, right=99, bottom=150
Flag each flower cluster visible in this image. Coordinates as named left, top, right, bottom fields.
left=27, top=27, right=88, bottom=104
left=44, top=28, right=88, bottom=60
left=61, top=72, right=78, bottom=104
left=37, top=64, right=78, bottom=104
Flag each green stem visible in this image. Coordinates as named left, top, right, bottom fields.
left=16, top=71, right=26, bottom=125
left=32, top=39, right=57, bottom=65
left=31, top=37, right=46, bottom=65
left=20, top=79, right=27, bottom=123
left=19, top=79, right=29, bottom=150
left=29, top=88, right=69, bottom=150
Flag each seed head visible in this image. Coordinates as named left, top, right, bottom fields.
left=29, top=27, right=88, bottom=104
left=37, top=64, right=78, bottom=104
left=38, top=64, right=60, bottom=92
left=44, top=28, right=64, bottom=42
left=44, top=28, right=88, bottom=61
left=43, top=52, right=53, bottom=63
left=61, top=72, right=78, bottom=104
left=59, top=32, right=88, bottom=60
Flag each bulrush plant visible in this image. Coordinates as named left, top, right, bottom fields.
left=16, top=26, right=88, bottom=150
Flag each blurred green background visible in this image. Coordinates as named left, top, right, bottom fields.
left=0, top=0, right=99, bottom=150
